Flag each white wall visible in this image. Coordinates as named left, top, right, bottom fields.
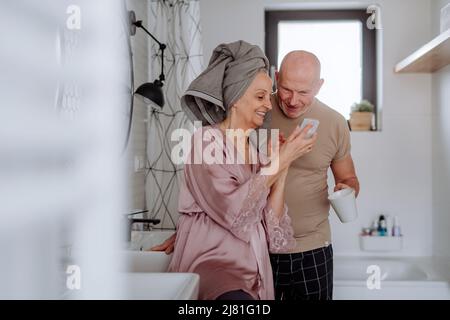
left=200, top=0, right=265, bottom=63
left=127, top=0, right=148, bottom=211
left=431, top=0, right=450, bottom=258
left=199, top=0, right=433, bottom=256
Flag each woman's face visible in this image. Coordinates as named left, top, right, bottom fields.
left=232, top=72, right=273, bottom=130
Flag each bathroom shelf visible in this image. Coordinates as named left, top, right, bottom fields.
left=359, top=236, right=403, bottom=252
left=394, top=29, right=450, bottom=73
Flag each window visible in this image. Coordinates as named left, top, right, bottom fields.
left=265, top=10, right=378, bottom=128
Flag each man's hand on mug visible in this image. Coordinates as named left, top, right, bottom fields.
left=148, top=233, right=176, bottom=254
left=334, top=183, right=351, bottom=192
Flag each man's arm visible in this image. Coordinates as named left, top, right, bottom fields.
left=330, top=154, right=360, bottom=197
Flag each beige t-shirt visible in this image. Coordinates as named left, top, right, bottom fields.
left=267, top=94, right=351, bottom=253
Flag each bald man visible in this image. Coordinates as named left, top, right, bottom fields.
left=266, top=50, right=360, bottom=300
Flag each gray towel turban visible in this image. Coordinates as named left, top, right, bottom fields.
left=181, top=40, right=270, bottom=125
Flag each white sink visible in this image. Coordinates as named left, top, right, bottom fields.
left=122, top=272, right=199, bottom=300
left=65, top=231, right=195, bottom=299
left=120, top=230, right=199, bottom=300
left=123, top=250, right=172, bottom=273
left=129, top=230, right=175, bottom=251
left=123, top=230, right=175, bottom=273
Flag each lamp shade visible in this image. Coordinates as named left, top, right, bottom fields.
left=134, top=81, right=164, bottom=108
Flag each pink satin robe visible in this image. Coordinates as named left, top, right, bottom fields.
left=167, top=125, right=295, bottom=300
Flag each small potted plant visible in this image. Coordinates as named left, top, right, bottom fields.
left=349, top=100, right=374, bottom=131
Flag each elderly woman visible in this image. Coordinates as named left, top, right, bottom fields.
left=166, top=41, right=317, bottom=300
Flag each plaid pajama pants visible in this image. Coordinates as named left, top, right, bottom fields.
left=269, top=245, right=333, bottom=300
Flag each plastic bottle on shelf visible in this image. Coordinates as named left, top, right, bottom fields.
left=370, top=219, right=379, bottom=236
left=392, top=216, right=402, bottom=237
left=378, top=215, right=387, bottom=236
left=386, top=215, right=393, bottom=237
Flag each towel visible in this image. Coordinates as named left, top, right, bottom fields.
left=181, top=40, right=269, bottom=125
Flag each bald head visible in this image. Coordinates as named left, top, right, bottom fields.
left=279, top=50, right=321, bottom=84
left=276, top=51, right=324, bottom=119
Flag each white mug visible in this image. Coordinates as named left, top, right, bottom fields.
left=328, top=188, right=358, bottom=223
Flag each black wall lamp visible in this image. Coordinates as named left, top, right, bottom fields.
left=129, top=11, right=166, bottom=108
left=122, top=11, right=167, bottom=154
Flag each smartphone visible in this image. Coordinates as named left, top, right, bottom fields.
left=299, top=118, right=320, bottom=138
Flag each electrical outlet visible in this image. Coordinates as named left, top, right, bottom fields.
left=134, top=155, right=145, bottom=172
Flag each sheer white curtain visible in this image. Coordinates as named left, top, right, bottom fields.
left=146, top=0, right=203, bottom=228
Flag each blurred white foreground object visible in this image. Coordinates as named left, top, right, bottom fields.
left=0, top=0, right=130, bottom=299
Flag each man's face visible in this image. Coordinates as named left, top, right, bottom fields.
left=276, top=71, right=322, bottom=119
